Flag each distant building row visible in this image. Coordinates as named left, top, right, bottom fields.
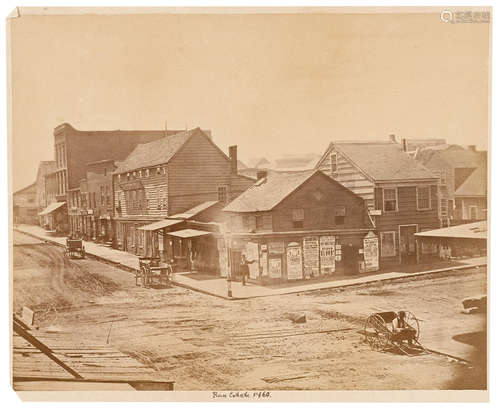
left=12, top=123, right=487, bottom=284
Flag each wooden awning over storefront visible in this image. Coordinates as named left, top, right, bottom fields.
left=38, top=202, right=66, bottom=216
left=137, top=219, right=183, bottom=231
left=167, top=229, right=212, bottom=238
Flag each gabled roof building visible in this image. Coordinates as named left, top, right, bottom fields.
left=112, top=127, right=255, bottom=273
left=219, top=170, right=379, bottom=283
left=316, top=140, right=441, bottom=266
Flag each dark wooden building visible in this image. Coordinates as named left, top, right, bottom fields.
left=316, top=140, right=441, bottom=267
left=112, top=127, right=254, bottom=271
left=221, top=170, right=377, bottom=284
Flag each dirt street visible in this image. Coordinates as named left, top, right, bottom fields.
left=12, top=231, right=487, bottom=390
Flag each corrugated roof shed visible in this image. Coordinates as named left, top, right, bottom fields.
left=334, top=142, right=437, bottom=182
left=455, top=165, right=487, bottom=197
left=114, top=128, right=201, bottom=174
left=223, top=170, right=320, bottom=213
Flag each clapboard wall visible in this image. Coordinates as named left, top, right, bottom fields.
left=316, top=149, right=375, bottom=208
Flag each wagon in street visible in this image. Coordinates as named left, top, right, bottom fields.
left=135, top=257, right=173, bottom=288
left=64, top=238, right=86, bottom=259
left=363, top=310, right=429, bottom=356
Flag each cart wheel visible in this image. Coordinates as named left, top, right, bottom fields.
left=403, top=311, right=420, bottom=341
left=364, top=314, right=390, bottom=350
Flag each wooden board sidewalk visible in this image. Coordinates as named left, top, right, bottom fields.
left=12, top=318, right=174, bottom=391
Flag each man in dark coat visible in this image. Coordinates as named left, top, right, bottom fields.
left=240, top=253, right=255, bottom=286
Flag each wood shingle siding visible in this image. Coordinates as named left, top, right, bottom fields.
left=317, top=151, right=375, bottom=208
left=167, top=131, right=234, bottom=215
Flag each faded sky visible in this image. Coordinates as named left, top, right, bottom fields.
left=10, top=11, right=490, bottom=191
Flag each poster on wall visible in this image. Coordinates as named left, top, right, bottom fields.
left=363, top=232, right=379, bottom=272
left=218, top=245, right=229, bottom=278
left=260, top=251, right=268, bottom=277
left=286, top=242, right=303, bottom=280
left=269, top=258, right=282, bottom=278
left=246, top=242, right=260, bottom=279
left=303, top=236, right=320, bottom=277
left=320, top=235, right=336, bottom=274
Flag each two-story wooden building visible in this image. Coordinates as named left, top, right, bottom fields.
left=220, top=170, right=378, bottom=284
left=414, top=144, right=486, bottom=224
left=316, top=140, right=441, bottom=267
left=112, top=127, right=255, bottom=270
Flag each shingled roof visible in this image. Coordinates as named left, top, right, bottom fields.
left=455, top=165, right=487, bottom=197
left=415, top=145, right=484, bottom=169
left=223, top=170, right=321, bottom=213
left=320, top=141, right=437, bottom=182
left=114, top=128, right=203, bottom=174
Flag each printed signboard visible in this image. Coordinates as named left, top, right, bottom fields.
left=260, top=251, right=268, bottom=277
left=363, top=232, right=379, bottom=272
left=218, top=245, right=229, bottom=278
left=286, top=242, right=303, bottom=279
left=320, top=235, right=336, bottom=274
left=269, top=258, right=282, bottom=278
left=303, top=236, right=320, bottom=277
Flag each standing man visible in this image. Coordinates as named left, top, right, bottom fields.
left=240, top=253, right=255, bottom=286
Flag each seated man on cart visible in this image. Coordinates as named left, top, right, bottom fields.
left=391, top=311, right=417, bottom=346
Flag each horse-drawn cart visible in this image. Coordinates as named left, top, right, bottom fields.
left=135, top=257, right=173, bottom=288
left=64, top=238, right=86, bottom=259
left=364, top=310, right=429, bottom=356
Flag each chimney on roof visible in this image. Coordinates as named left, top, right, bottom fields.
left=229, top=145, right=238, bottom=175
left=402, top=138, right=408, bottom=152
left=389, top=134, right=397, bottom=143
left=164, top=120, right=168, bottom=138
left=256, top=170, right=267, bottom=180
left=468, top=145, right=476, bottom=152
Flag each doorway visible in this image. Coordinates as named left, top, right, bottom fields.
left=399, top=224, right=418, bottom=264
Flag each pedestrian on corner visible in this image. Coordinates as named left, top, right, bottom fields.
left=240, top=253, right=255, bottom=286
